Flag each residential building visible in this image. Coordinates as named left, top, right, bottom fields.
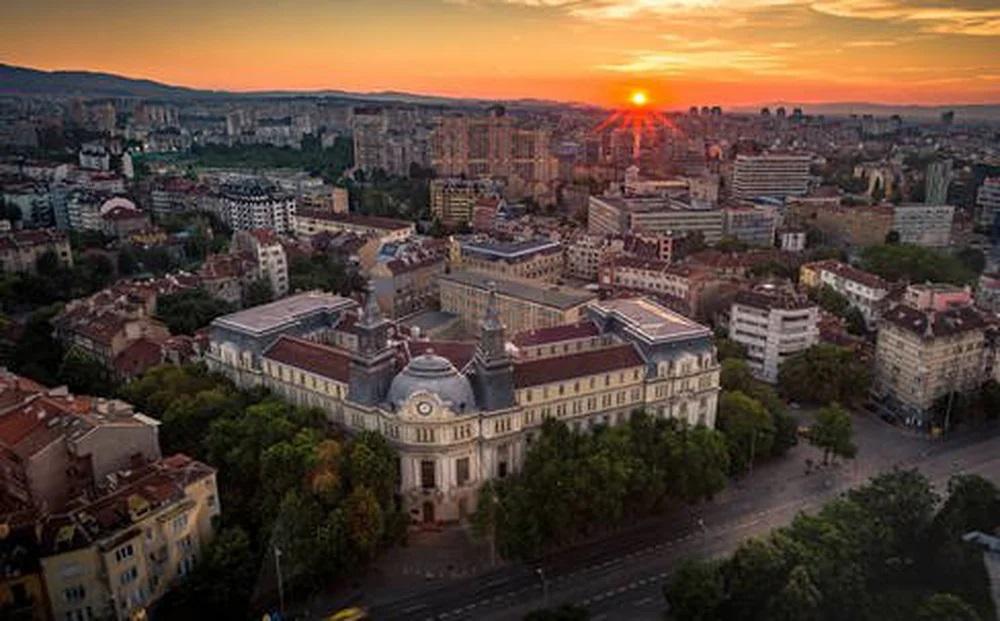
left=800, top=260, right=890, bottom=327
left=722, top=206, right=778, bottom=247
left=874, top=294, right=987, bottom=425
left=976, top=272, right=1000, bottom=313
left=892, top=203, right=954, bottom=247
left=370, top=247, right=447, bottom=319
left=294, top=209, right=414, bottom=245
left=453, top=238, right=564, bottom=282
left=588, top=194, right=724, bottom=244
left=439, top=270, right=596, bottom=334
left=0, top=228, right=72, bottom=274
left=99, top=198, right=150, bottom=239
left=51, top=277, right=193, bottom=373
left=564, top=234, right=626, bottom=280
left=925, top=159, right=953, bottom=205
left=731, top=153, right=811, bottom=199
left=787, top=202, right=894, bottom=247
left=40, top=454, right=219, bottom=621
left=903, top=282, right=972, bottom=311
left=430, top=106, right=558, bottom=204
left=217, top=179, right=296, bottom=233
left=429, top=178, right=503, bottom=227
left=599, top=257, right=698, bottom=313
left=729, top=285, right=819, bottom=383
left=778, top=227, right=806, bottom=252
left=0, top=371, right=162, bottom=513
left=976, top=177, right=1000, bottom=228
left=231, top=229, right=289, bottom=298
left=208, top=288, right=719, bottom=524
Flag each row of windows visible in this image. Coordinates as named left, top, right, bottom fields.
left=522, top=370, right=642, bottom=403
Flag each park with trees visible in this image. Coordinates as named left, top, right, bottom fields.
left=663, top=470, right=998, bottom=621
left=118, top=364, right=407, bottom=619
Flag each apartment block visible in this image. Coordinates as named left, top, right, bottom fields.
left=729, top=286, right=819, bottom=383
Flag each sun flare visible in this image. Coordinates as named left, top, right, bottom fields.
left=630, top=90, right=648, bottom=107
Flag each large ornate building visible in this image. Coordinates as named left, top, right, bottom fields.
left=206, top=289, right=720, bottom=524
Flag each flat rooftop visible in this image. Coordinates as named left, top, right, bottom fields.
left=440, top=270, right=596, bottom=310
left=212, top=291, right=356, bottom=335
left=461, top=238, right=561, bottom=259
left=588, top=297, right=711, bottom=342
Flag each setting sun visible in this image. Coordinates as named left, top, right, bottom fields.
left=630, top=90, right=648, bottom=107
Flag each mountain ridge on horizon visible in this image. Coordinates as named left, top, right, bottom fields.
left=1, top=62, right=998, bottom=120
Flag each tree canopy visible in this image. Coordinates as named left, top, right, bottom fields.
left=473, top=414, right=729, bottom=560
left=859, top=244, right=974, bottom=285
left=663, top=470, right=997, bottom=621
left=156, top=288, right=235, bottom=335
left=123, top=364, right=406, bottom=617
left=778, top=344, right=871, bottom=407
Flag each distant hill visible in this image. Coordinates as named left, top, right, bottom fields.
left=0, top=63, right=210, bottom=99
left=0, top=63, right=996, bottom=120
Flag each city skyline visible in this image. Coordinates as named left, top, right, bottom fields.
left=3, top=0, right=999, bottom=107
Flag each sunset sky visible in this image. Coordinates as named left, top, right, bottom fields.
left=2, top=0, right=998, bottom=107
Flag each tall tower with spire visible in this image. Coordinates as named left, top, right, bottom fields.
left=472, top=282, right=515, bottom=411
left=348, top=282, right=396, bottom=406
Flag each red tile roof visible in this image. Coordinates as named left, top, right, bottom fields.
left=512, top=322, right=600, bottom=347
left=112, top=338, right=164, bottom=377
left=263, top=336, right=351, bottom=383
left=407, top=341, right=477, bottom=370
left=513, top=343, right=643, bottom=387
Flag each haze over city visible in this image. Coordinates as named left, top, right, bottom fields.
left=3, top=0, right=1000, bottom=106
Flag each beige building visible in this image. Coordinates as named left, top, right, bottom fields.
left=371, top=253, right=447, bottom=319
left=429, top=178, right=503, bottom=227
left=430, top=107, right=557, bottom=205
left=438, top=270, right=596, bottom=334
left=588, top=195, right=724, bottom=244
left=800, top=260, right=890, bottom=327
left=231, top=229, right=289, bottom=298
left=209, top=291, right=719, bottom=525
left=0, top=228, right=72, bottom=274
left=732, top=153, right=812, bottom=199
left=294, top=209, right=414, bottom=245
left=453, top=237, right=564, bottom=282
left=40, top=455, right=219, bottom=621
left=564, top=235, right=626, bottom=280
left=874, top=300, right=987, bottom=426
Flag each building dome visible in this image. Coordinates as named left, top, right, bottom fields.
left=387, top=352, right=477, bottom=413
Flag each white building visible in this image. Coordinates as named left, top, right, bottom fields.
left=976, top=177, right=1000, bottom=228
left=892, top=203, right=954, bottom=247
left=732, top=153, right=812, bottom=200
left=801, top=260, right=889, bottom=328
left=231, top=229, right=289, bottom=298
left=217, top=179, right=296, bottom=233
left=729, top=286, right=819, bottom=383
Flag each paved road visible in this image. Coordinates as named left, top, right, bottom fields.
left=363, top=416, right=1000, bottom=621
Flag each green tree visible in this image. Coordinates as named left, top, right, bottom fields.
left=778, top=344, right=871, bottom=407
left=717, top=391, right=775, bottom=473
left=860, top=244, right=974, bottom=285
left=243, top=278, right=274, bottom=307
left=57, top=349, right=116, bottom=396
left=916, top=594, right=981, bottom=621
left=808, top=404, right=857, bottom=464
left=157, top=526, right=257, bottom=620
left=344, top=485, right=384, bottom=560
left=955, top=248, right=986, bottom=276
left=715, top=336, right=746, bottom=362
left=664, top=559, right=725, bottom=621
left=156, top=289, right=235, bottom=335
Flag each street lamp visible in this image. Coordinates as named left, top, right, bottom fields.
left=274, top=545, right=285, bottom=618
left=536, top=567, right=549, bottom=607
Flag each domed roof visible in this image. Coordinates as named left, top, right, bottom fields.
left=387, top=352, right=477, bottom=413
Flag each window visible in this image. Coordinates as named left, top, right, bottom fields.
left=114, top=544, right=134, bottom=563
left=64, top=585, right=86, bottom=603
left=456, top=458, right=470, bottom=485
left=119, top=566, right=138, bottom=586
left=172, top=513, right=188, bottom=534
left=420, top=460, right=436, bottom=489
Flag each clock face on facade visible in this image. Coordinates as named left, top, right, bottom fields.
left=416, top=401, right=433, bottom=416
